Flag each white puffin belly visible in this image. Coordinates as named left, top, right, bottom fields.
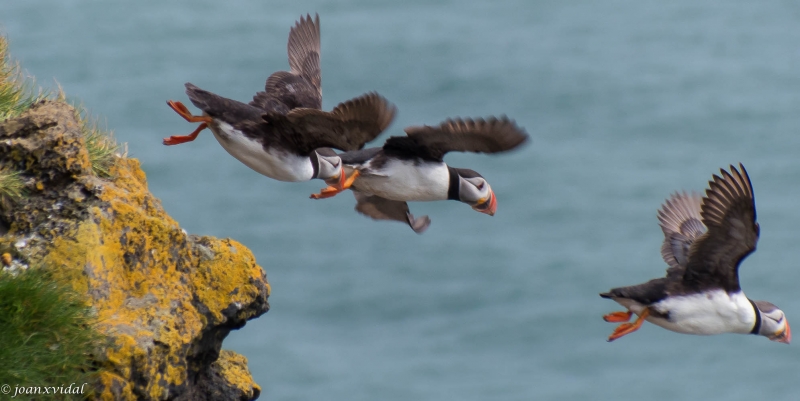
left=625, top=290, right=756, bottom=335
left=210, top=121, right=313, bottom=182
left=354, top=159, right=449, bottom=202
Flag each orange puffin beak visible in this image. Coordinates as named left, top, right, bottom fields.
left=772, top=320, right=791, bottom=344
left=321, top=168, right=346, bottom=190
left=334, top=168, right=347, bottom=190
left=473, top=190, right=497, bottom=216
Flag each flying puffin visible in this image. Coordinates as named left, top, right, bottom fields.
left=163, top=14, right=396, bottom=189
left=600, top=164, right=790, bottom=344
left=310, top=116, right=529, bottom=233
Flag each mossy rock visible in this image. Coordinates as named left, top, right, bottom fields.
left=0, top=101, right=269, bottom=400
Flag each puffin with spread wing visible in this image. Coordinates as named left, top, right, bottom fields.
left=163, top=14, right=395, bottom=189
left=310, top=116, right=528, bottom=233
left=601, top=164, right=790, bottom=344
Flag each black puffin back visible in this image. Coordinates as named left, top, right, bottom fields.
left=185, top=83, right=264, bottom=123
left=600, top=278, right=670, bottom=306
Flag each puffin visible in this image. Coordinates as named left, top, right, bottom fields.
left=310, top=116, right=529, bottom=233
left=163, top=14, right=396, bottom=189
left=600, top=164, right=790, bottom=344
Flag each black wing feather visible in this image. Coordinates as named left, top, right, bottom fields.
left=353, top=191, right=430, bottom=234
left=656, top=191, right=706, bottom=275
left=261, top=92, right=396, bottom=155
left=382, top=116, right=528, bottom=162
left=250, top=14, right=322, bottom=111
left=681, top=164, right=759, bottom=293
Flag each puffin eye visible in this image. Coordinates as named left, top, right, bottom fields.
left=476, top=182, right=485, bottom=190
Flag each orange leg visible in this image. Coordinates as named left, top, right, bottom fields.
left=167, top=100, right=210, bottom=123
left=607, top=308, right=650, bottom=342
left=310, top=170, right=361, bottom=199
left=164, top=123, right=207, bottom=145
left=163, top=100, right=212, bottom=145
left=603, top=311, right=632, bottom=323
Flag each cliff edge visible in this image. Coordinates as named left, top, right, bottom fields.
left=0, top=100, right=269, bottom=400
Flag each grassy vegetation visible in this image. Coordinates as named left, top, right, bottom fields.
left=0, top=35, right=119, bottom=398
left=74, top=107, right=122, bottom=178
left=0, top=166, right=25, bottom=205
left=0, top=36, right=48, bottom=121
left=1, top=36, right=122, bottom=178
left=0, top=268, right=99, bottom=399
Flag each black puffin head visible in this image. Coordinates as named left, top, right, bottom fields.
left=311, top=148, right=346, bottom=187
left=752, top=300, right=791, bottom=344
left=447, top=167, right=496, bottom=216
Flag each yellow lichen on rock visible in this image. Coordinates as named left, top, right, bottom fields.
left=194, top=238, right=269, bottom=323
left=97, top=371, right=136, bottom=401
left=0, top=101, right=269, bottom=400
left=206, top=350, right=262, bottom=400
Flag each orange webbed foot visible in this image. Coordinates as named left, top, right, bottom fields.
left=341, top=170, right=360, bottom=189
left=167, top=100, right=211, bottom=123
left=163, top=122, right=208, bottom=146
left=309, top=170, right=360, bottom=199
left=603, top=311, right=633, bottom=323
left=164, top=100, right=213, bottom=145
left=310, top=186, right=342, bottom=199
left=607, top=308, right=649, bottom=342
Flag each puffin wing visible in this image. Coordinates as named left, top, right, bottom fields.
left=682, top=164, right=759, bottom=292
left=263, top=92, right=396, bottom=154
left=656, top=191, right=706, bottom=274
left=250, top=14, right=321, bottom=111
left=353, top=191, right=431, bottom=234
left=287, top=13, right=321, bottom=100
left=382, top=116, right=529, bottom=162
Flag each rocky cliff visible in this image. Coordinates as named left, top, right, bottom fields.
left=0, top=100, right=269, bottom=400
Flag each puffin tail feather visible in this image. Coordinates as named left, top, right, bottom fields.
left=184, top=82, right=214, bottom=111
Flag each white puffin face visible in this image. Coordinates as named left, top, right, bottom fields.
left=315, top=154, right=343, bottom=183
left=757, top=302, right=791, bottom=344
left=458, top=176, right=496, bottom=215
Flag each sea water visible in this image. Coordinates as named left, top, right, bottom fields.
left=2, top=1, right=799, bottom=399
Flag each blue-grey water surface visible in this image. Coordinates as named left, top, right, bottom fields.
left=2, top=1, right=800, bottom=400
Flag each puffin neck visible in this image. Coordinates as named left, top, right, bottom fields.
left=447, top=166, right=459, bottom=201
left=748, top=298, right=762, bottom=335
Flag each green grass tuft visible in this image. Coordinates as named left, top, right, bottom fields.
left=75, top=109, right=121, bottom=178
left=0, top=37, right=48, bottom=121
left=0, top=166, right=26, bottom=204
left=0, top=268, right=99, bottom=398
left=2, top=36, right=124, bottom=178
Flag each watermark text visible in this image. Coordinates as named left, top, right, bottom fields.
left=1, top=383, right=88, bottom=398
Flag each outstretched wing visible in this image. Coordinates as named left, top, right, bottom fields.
left=656, top=191, right=706, bottom=275
left=353, top=191, right=431, bottom=234
left=251, top=14, right=322, bottom=111
left=682, top=164, right=759, bottom=292
left=262, top=92, right=396, bottom=154
left=382, top=116, right=528, bottom=162
left=287, top=13, right=321, bottom=97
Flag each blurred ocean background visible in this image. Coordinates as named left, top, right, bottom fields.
left=2, top=1, right=800, bottom=400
